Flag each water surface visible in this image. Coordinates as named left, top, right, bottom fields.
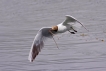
left=0, top=0, right=106, bottom=71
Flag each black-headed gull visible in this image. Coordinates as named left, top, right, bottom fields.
left=28, top=15, right=88, bottom=62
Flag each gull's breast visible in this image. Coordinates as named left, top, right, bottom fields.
left=57, top=24, right=68, bottom=33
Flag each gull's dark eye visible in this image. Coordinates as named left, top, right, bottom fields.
left=54, top=30, right=57, bottom=32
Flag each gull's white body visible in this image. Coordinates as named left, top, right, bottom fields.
left=28, top=15, right=87, bottom=62
left=57, top=15, right=83, bottom=33
left=57, top=23, right=70, bottom=33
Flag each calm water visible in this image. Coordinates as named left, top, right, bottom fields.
left=0, top=0, right=106, bottom=71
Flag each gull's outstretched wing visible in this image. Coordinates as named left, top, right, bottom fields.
left=28, top=27, right=52, bottom=62
left=63, top=15, right=88, bottom=31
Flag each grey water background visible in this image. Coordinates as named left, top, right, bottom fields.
left=0, top=0, right=106, bottom=71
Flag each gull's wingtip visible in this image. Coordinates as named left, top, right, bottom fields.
left=28, top=55, right=33, bottom=62
left=65, top=15, right=71, bottom=17
left=65, top=15, right=76, bottom=20
left=65, top=15, right=73, bottom=17
left=28, top=50, right=34, bottom=62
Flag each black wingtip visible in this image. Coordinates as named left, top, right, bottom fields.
left=30, top=44, right=39, bottom=62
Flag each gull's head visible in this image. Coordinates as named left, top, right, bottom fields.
left=51, top=26, right=58, bottom=32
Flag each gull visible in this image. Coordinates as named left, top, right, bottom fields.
left=28, top=15, right=88, bottom=62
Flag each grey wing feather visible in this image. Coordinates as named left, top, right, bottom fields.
left=62, top=15, right=88, bottom=31
left=28, top=27, right=52, bottom=62
left=63, top=15, right=80, bottom=24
